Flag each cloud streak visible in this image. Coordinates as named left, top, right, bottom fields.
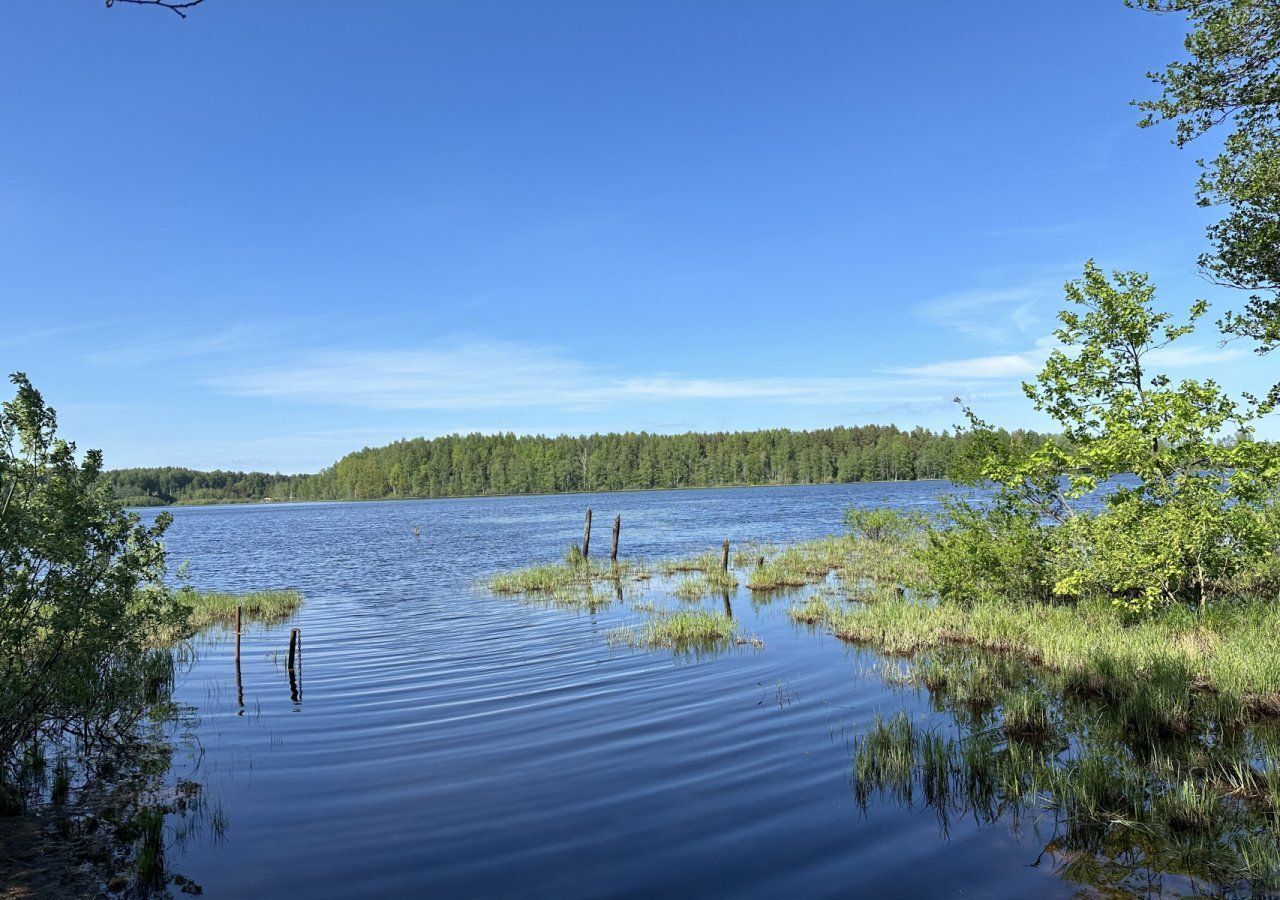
left=209, top=339, right=985, bottom=412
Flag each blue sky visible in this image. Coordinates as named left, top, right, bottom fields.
left=1, top=1, right=1274, bottom=472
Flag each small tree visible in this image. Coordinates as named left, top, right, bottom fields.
left=0, top=374, right=185, bottom=795
left=944, top=262, right=1280, bottom=612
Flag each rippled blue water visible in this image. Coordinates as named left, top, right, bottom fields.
left=147, top=483, right=1072, bottom=898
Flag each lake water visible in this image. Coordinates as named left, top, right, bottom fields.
left=147, top=482, right=1077, bottom=898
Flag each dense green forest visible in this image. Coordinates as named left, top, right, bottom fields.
left=103, top=424, right=1050, bottom=506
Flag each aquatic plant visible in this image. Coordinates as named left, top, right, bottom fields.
left=789, top=596, right=837, bottom=626
left=180, top=588, right=304, bottom=634
left=747, top=534, right=923, bottom=593
left=607, top=610, right=749, bottom=655
left=487, top=559, right=633, bottom=595
left=848, top=705, right=1280, bottom=894
left=824, top=594, right=1280, bottom=728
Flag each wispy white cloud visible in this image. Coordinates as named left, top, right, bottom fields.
left=0, top=319, right=132, bottom=349
left=888, top=340, right=1245, bottom=384
left=887, top=353, right=1041, bottom=380
left=912, top=267, right=1079, bottom=343
left=914, top=285, right=1050, bottom=343
left=1147, top=345, right=1247, bottom=369
left=208, top=339, right=979, bottom=412
left=88, top=324, right=272, bottom=367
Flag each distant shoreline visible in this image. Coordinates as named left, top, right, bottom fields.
left=127, top=477, right=954, bottom=511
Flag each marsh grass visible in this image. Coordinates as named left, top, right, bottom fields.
left=487, top=558, right=636, bottom=595
left=823, top=593, right=1280, bottom=729
left=181, top=589, right=304, bottom=634
left=132, top=806, right=166, bottom=887
left=607, top=610, right=754, bottom=655
left=747, top=534, right=925, bottom=593
left=789, top=596, right=838, bottom=626
left=486, top=553, right=636, bottom=613
left=999, top=687, right=1055, bottom=742
left=669, top=568, right=740, bottom=602
left=658, top=551, right=722, bottom=576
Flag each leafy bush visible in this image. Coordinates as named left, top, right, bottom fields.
left=0, top=373, right=185, bottom=799
left=843, top=506, right=928, bottom=542
left=1055, top=483, right=1276, bottom=613
left=922, top=500, right=1056, bottom=606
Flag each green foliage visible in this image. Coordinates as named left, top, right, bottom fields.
left=0, top=373, right=186, bottom=789
left=843, top=506, right=927, bottom=542
left=103, top=425, right=1054, bottom=504
left=607, top=610, right=744, bottom=655
left=923, top=500, right=1056, bottom=606
left=1132, top=0, right=1280, bottom=353
left=179, top=589, right=303, bottom=634
left=101, top=465, right=307, bottom=506
left=940, top=263, right=1280, bottom=612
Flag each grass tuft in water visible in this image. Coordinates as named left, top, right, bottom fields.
left=132, top=806, right=166, bottom=888
left=789, top=596, right=838, bottom=626
left=607, top=610, right=752, bottom=655
left=182, top=589, right=304, bottom=633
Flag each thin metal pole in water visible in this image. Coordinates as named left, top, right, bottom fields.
left=234, top=605, right=243, bottom=712
left=582, top=507, right=592, bottom=558
left=288, top=627, right=300, bottom=671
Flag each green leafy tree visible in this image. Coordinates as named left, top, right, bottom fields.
left=946, top=263, right=1280, bottom=612
left=0, top=373, right=184, bottom=793
left=1132, top=0, right=1280, bottom=355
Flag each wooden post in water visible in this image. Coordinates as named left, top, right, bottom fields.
left=288, top=628, right=302, bottom=703
left=582, top=507, right=593, bottom=558
left=610, top=515, right=621, bottom=562
left=721, top=540, right=730, bottom=572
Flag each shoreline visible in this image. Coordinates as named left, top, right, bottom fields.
left=127, top=477, right=954, bottom=512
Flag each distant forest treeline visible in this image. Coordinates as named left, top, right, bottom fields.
left=103, top=425, right=1052, bottom=506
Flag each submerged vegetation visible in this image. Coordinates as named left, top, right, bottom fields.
left=849, top=647, right=1280, bottom=893
left=483, top=260, right=1280, bottom=894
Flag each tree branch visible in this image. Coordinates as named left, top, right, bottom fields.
left=104, top=0, right=206, bottom=18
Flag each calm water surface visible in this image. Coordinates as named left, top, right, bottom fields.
left=148, top=483, right=1071, bottom=898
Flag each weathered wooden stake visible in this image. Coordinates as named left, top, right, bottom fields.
left=756, top=556, right=765, bottom=570
left=582, top=507, right=593, bottom=558
left=288, top=627, right=302, bottom=703
left=721, top=539, right=730, bottom=572
left=610, top=515, right=621, bottom=562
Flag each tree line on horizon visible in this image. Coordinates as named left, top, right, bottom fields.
left=101, top=424, right=1053, bottom=506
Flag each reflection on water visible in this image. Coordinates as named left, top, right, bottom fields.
left=109, top=482, right=1269, bottom=898
left=852, top=649, right=1280, bottom=896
